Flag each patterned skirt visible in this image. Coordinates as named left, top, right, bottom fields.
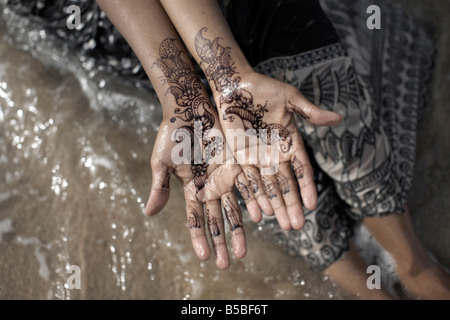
left=235, top=0, right=434, bottom=271
left=6, top=0, right=434, bottom=271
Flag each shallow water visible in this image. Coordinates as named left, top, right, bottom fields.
left=0, top=1, right=448, bottom=300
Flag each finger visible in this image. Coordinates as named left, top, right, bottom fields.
left=221, top=192, right=246, bottom=259
left=244, top=166, right=274, bottom=216
left=286, top=93, right=343, bottom=126
left=235, top=171, right=262, bottom=223
left=291, top=151, right=317, bottom=211
left=206, top=200, right=229, bottom=269
left=145, top=159, right=172, bottom=216
left=261, top=174, right=292, bottom=230
left=186, top=200, right=210, bottom=261
left=276, top=164, right=305, bottom=230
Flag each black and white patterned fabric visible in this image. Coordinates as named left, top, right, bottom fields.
left=252, top=0, right=434, bottom=271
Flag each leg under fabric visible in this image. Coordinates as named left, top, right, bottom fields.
left=363, top=207, right=450, bottom=300
left=324, top=243, right=393, bottom=299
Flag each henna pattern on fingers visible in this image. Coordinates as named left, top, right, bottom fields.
left=161, top=169, right=171, bottom=189
left=235, top=175, right=250, bottom=201
left=188, top=207, right=201, bottom=229
left=153, top=38, right=223, bottom=190
left=223, top=196, right=242, bottom=231
left=276, top=171, right=290, bottom=195
left=288, top=101, right=311, bottom=120
left=262, top=176, right=277, bottom=200
left=246, top=170, right=259, bottom=194
left=207, top=209, right=221, bottom=238
left=292, top=156, right=304, bottom=179
left=194, top=28, right=293, bottom=153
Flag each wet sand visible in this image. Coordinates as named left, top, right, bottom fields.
left=0, top=0, right=448, bottom=299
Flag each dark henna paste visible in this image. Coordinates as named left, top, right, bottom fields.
left=246, top=170, right=259, bottom=194
left=207, top=209, right=221, bottom=238
left=187, top=207, right=201, bottom=229
left=235, top=175, right=250, bottom=201
left=276, top=171, right=290, bottom=195
left=262, top=176, right=277, bottom=200
left=153, top=38, right=222, bottom=190
left=194, top=29, right=292, bottom=153
left=288, top=101, right=311, bottom=120
left=292, top=156, right=304, bottom=179
left=223, top=196, right=242, bottom=231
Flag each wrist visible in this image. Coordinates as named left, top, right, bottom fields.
left=212, top=69, right=258, bottom=115
left=194, top=27, right=254, bottom=99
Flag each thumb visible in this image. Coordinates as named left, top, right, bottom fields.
left=287, top=91, right=343, bottom=126
left=145, top=160, right=172, bottom=216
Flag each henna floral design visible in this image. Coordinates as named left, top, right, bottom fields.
left=194, top=28, right=292, bottom=153
left=153, top=38, right=222, bottom=190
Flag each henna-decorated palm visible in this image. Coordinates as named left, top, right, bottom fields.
left=195, top=28, right=343, bottom=230
left=144, top=38, right=262, bottom=269
left=146, top=113, right=266, bottom=269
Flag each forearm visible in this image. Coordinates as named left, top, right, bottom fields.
left=158, top=0, right=254, bottom=95
left=96, top=0, right=202, bottom=118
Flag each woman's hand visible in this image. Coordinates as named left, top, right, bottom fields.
left=146, top=108, right=268, bottom=269
left=144, top=38, right=262, bottom=269
left=194, top=28, right=343, bottom=230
